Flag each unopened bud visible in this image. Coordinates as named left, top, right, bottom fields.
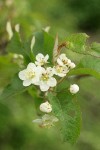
left=40, top=101, right=52, bottom=113
left=70, top=84, right=79, bottom=94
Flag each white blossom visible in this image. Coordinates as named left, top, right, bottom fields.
left=18, top=63, right=42, bottom=86
left=40, top=101, right=52, bottom=113
left=39, top=67, right=57, bottom=91
left=35, top=53, right=49, bottom=66
left=32, top=114, right=59, bottom=128
left=57, top=53, right=71, bottom=67
left=70, top=84, right=79, bottom=94
left=53, top=65, right=69, bottom=77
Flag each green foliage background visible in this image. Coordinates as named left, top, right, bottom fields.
left=0, top=0, right=100, bottom=150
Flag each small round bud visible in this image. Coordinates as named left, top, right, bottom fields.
left=40, top=101, right=52, bottom=113
left=70, top=84, right=79, bottom=94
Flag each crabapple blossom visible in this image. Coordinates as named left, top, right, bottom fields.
left=53, top=65, right=69, bottom=77
left=35, top=53, right=49, bottom=66
left=18, top=63, right=42, bottom=86
left=70, top=84, right=79, bottom=94
left=57, top=53, right=71, bottom=67
left=39, top=67, right=57, bottom=91
left=40, top=101, right=52, bottom=113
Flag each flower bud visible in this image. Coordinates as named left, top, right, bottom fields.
left=70, top=84, right=79, bottom=94
left=40, top=101, right=52, bottom=113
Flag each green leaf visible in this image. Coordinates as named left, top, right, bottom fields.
left=66, top=33, right=89, bottom=53
left=89, top=42, right=100, bottom=57
left=47, top=92, right=82, bottom=144
left=66, top=33, right=100, bottom=58
left=7, top=32, right=31, bottom=63
left=80, top=56, right=100, bottom=72
left=0, top=54, right=19, bottom=88
left=0, top=74, right=27, bottom=101
left=68, top=68, right=100, bottom=80
left=68, top=56, right=100, bottom=79
left=32, top=31, right=54, bottom=64
left=91, top=42, right=100, bottom=53
left=28, top=87, right=43, bottom=111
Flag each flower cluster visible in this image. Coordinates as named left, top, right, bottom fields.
left=18, top=53, right=79, bottom=127
left=53, top=53, right=75, bottom=77
left=18, top=53, right=76, bottom=92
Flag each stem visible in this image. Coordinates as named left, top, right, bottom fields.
left=57, top=76, right=66, bottom=85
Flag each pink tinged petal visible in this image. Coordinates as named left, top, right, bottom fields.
left=57, top=58, right=64, bottom=66
left=40, top=82, right=49, bottom=92
left=36, top=53, right=44, bottom=61
left=23, top=80, right=32, bottom=86
left=47, top=77, right=57, bottom=87
left=18, top=69, right=27, bottom=80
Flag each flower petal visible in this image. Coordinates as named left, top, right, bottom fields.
left=59, top=53, right=66, bottom=59
left=45, top=54, right=49, bottom=61
left=36, top=53, right=44, bottom=61
left=18, top=69, right=27, bottom=80
left=57, top=73, right=66, bottom=77
left=47, top=67, right=54, bottom=76
left=32, top=76, right=40, bottom=85
left=27, top=63, right=36, bottom=70
left=40, top=82, right=49, bottom=91
left=57, top=58, right=64, bottom=66
left=23, top=80, right=32, bottom=86
left=47, top=77, right=57, bottom=87
left=35, top=66, right=44, bottom=75
left=35, top=61, right=40, bottom=66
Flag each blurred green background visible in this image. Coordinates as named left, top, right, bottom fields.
left=0, top=0, right=100, bottom=150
